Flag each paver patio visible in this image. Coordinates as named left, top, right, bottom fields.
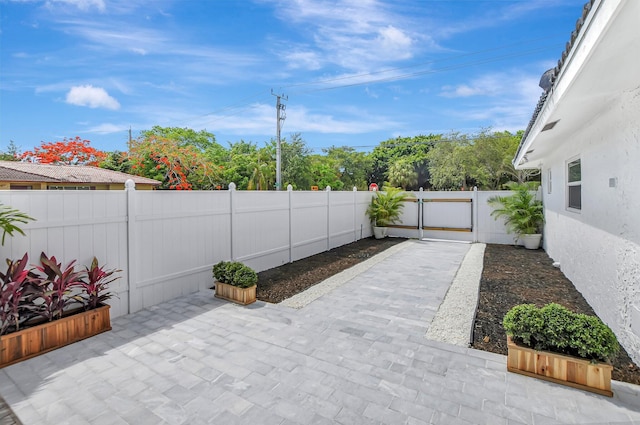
left=0, top=240, right=639, bottom=424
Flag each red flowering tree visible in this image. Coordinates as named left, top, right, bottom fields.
left=21, top=137, right=106, bottom=166
left=128, top=135, right=219, bottom=190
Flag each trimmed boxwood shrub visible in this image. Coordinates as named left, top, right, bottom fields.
left=503, top=303, right=620, bottom=362
left=212, top=261, right=257, bottom=288
left=232, top=266, right=258, bottom=288
left=212, top=261, right=228, bottom=283
left=223, top=262, right=244, bottom=284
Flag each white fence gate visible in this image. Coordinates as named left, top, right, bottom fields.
left=386, top=188, right=523, bottom=244
left=0, top=185, right=535, bottom=317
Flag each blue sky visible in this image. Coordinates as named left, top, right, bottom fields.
left=1, top=0, right=585, bottom=154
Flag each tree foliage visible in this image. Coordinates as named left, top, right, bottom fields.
left=0, top=141, right=20, bottom=161
left=19, top=125, right=539, bottom=191
left=21, top=137, right=106, bottom=166
left=280, top=133, right=312, bottom=190
left=99, top=151, right=132, bottom=174
left=128, top=132, right=220, bottom=190
left=427, top=130, right=529, bottom=190
left=140, top=126, right=218, bottom=152
left=387, top=159, right=418, bottom=190
left=369, top=135, right=440, bottom=190
left=322, top=146, right=371, bottom=190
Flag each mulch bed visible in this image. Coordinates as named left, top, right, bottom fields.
left=257, top=237, right=405, bottom=303
left=472, top=244, right=640, bottom=385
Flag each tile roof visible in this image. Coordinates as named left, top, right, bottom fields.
left=0, top=161, right=161, bottom=186
left=515, top=0, right=596, bottom=162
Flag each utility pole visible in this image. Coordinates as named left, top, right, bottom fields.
left=271, top=90, right=287, bottom=191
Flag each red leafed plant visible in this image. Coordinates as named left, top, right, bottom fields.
left=0, top=253, right=119, bottom=335
left=79, top=257, right=120, bottom=310
left=21, top=136, right=107, bottom=166
left=0, top=254, right=38, bottom=335
left=32, top=253, right=84, bottom=322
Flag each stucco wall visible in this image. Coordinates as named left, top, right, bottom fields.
left=541, top=87, right=640, bottom=363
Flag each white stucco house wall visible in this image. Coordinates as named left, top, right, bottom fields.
left=514, top=0, right=640, bottom=363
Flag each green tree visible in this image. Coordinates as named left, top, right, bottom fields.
left=387, top=159, right=418, bottom=190
left=427, top=136, right=475, bottom=190
left=309, top=155, right=343, bottom=190
left=99, top=151, right=131, bottom=174
left=247, top=147, right=275, bottom=190
left=0, top=141, right=20, bottom=161
left=369, top=135, right=440, bottom=190
left=221, top=140, right=261, bottom=190
left=140, top=126, right=218, bottom=152
left=470, top=130, right=521, bottom=189
left=129, top=130, right=220, bottom=190
left=323, top=146, right=372, bottom=190
left=427, top=130, right=531, bottom=190
left=278, top=133, right=312, bottom=190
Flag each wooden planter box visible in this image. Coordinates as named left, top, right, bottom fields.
left=0, top=304, right=112, bottom=368
left=507, top=336, right=613, bottom=397
left=215, top=282, right=256, bottom=305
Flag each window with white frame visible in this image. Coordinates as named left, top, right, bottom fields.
left=567, top=158, right=581, bottom=210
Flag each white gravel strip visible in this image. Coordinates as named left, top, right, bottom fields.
left=425, top=243, right=486, bottom=347
left=279, top=240, right=413, bottom=309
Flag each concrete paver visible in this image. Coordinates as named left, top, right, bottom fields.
left=1, top=240, right=639, bottom=424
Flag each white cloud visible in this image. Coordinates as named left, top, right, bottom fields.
left=438, top=70, right=544, bottom=132
left=66, top=85, right=120, bottom=109
left=284, top=50, right=323, bottom=70
left=266, top=0, right=427, bottom=71
left=46, top=0, right=106, bottom=12
left=440, top=72, right=539, bottom=99
left=85, top=123, right=128, bottom=134
left=182, top=102, right=398, bottom=137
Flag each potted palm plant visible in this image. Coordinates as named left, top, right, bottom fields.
left=503, top=303, right=619, bottom=397
left=366, top=187, right=410, bottom=239
left=488, top=183, right=544, bottom=249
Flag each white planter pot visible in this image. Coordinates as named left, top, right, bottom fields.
left=373, top=226, right=388, bottom=239
left=520, top=234, right=542, bottom=250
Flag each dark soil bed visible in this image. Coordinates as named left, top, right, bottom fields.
left=257, top=237, right=405, bottom=303
left=255, top=238, right=640, bottom=385
left=472, top=244, right=640, bottom=385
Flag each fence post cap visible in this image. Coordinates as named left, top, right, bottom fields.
left=352, top=186, right=357, bottom=192
left=325, top=186, right=331, bottom=191
left=287, top=184, right=293, bottom=191
left=125, top=179, right=136, bottom=190
left=228, top=182, right=236, bottom=191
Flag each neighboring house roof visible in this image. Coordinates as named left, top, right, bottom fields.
left=0, top=161, right=161, bottom=186
left=513, top=0, right=638, bottom=168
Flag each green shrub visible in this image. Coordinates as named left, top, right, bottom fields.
left=538, top=303, right=574, bottom=351
left=212, top=261, right=257, bottom=288
left=503, top=303, right=620, bottom=362
left=223, top=262, right=244, bottom=284
left=570, top=314, right=620, bottom=361
left=233, top=265, right=258, bottom=288
left=212, top=261, right=228, bottom=283
left=503, top=304, right=543, bottom=347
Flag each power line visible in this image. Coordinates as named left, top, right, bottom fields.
left=293, top=45, right=556, bottom=94
left=279, top=32, right=567, bottom=91
left=169, top=34, right=564, bottom=130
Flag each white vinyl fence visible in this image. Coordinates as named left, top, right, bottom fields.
left=0, top=184, right=535, bottom=318
left=385, top=188, right=530, bottom=244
